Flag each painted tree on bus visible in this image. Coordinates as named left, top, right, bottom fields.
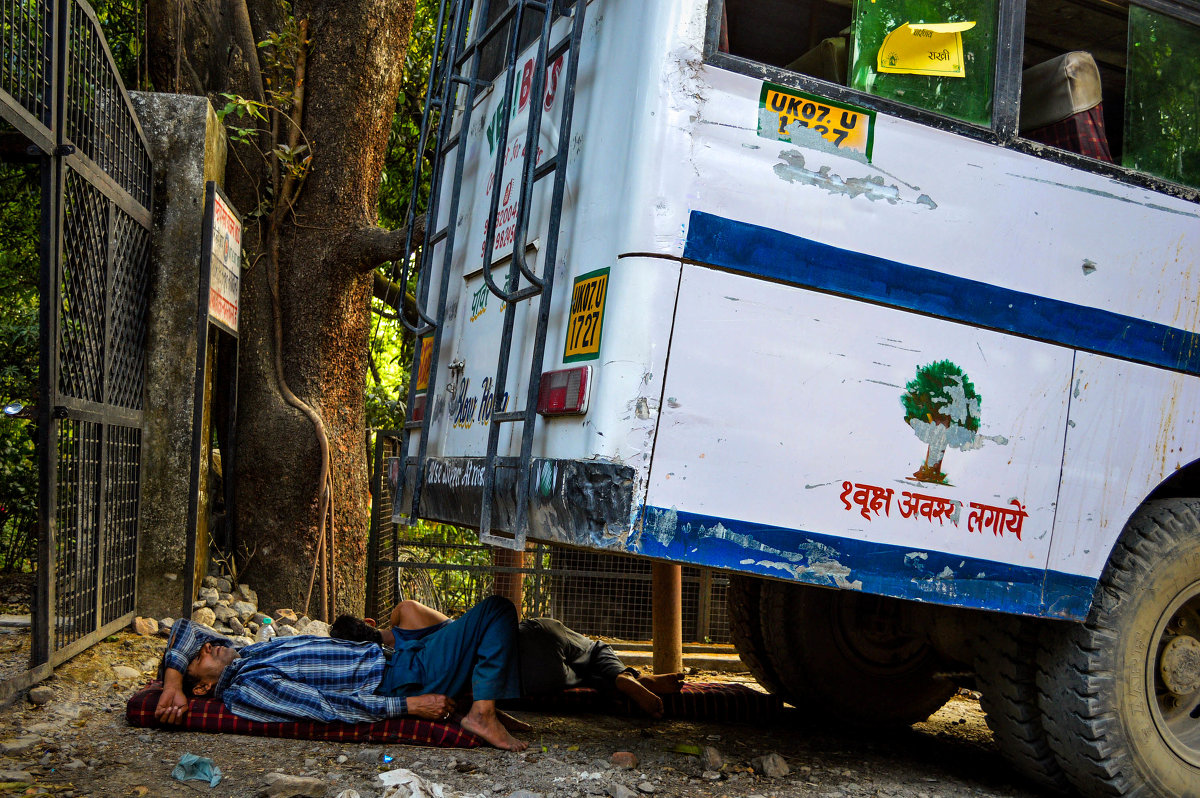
left=901, top=360, right=981, bottom=484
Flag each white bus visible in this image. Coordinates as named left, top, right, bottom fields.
left=389, top=0, right=1200, bottom=793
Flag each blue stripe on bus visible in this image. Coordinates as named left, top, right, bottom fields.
left=637, top=507, right=1097, bottom=620
left=682, top=210, right=1200, bottom=375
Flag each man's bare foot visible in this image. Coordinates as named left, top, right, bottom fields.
left=638, top=672, right=685, bottom=695
left=615, top=672, right=664, bottom=718
left=461, top=701, right=528, bottom=751
left=496, top=709, right=532, bottom=733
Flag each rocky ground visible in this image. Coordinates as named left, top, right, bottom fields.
left=0, top=576, right=1043, bottom=798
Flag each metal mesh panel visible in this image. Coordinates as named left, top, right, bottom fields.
left=100, top=425, right=139, bottom=623
left=59, top=168, right=107, bottom=403
left=105, top=210, right=149, bottom=409
left=55, top=419, right=101, bottom=651
left=0, top=0, right=52, bottom=127
left=65, top=2, right=151, bottom=208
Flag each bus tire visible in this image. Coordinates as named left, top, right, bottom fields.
left=973, top=615, right=1071, bottom=794
left=1037, top=499, right=1200, bottom=797
left=727, top=575, right=785, bottom=695
left=759, top=581, right=955, bottom=725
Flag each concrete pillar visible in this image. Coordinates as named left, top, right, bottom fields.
left=652, top=562, right=683, bottom=674
left=129, top=92, right=227, bottom=620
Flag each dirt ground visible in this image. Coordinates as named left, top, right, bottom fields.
left=0, top=572, right=1042, bottom=798
left=0, top=633, right=1046, bottom=798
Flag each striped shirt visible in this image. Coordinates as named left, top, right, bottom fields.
left=162, top=619, right=409, bottom=723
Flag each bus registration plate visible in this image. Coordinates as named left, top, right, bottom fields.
left=758, top=82, right=875, bottom=160
left=563, top=267, right=609, bottom=362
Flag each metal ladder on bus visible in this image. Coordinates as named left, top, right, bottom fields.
left=391, top=0, right=588, bottom=550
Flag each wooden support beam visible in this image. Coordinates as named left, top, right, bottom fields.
left=652, top=562, right=683, bottom=674
left=491, top=546, right=526, bottom=618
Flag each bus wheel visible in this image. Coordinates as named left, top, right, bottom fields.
left=758, top=581, right=955, bottom=725
left=727, top=576, right=784, bottom=695
left=1038, top=499, right=1200, bottom=796
left=973, top=615, right=1071, bottom=793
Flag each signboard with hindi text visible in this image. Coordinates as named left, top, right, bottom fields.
left=204, top=185, right=242, bottom=335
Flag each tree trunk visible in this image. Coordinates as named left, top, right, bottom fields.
left=148, top=0, right=419, bottom=616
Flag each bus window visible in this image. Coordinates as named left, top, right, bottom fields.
left=721, top=0, right=854, bottom=84
left=1124, top=5, right=1200, bottom=187
left=1021, top=0, right=1200, bottom=189
left=847, top=0, right=998, bottom=126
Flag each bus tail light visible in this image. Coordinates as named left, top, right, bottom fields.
left=410, top=393, right=427, bottom=423
left=537, top=366, right=591, bottom=416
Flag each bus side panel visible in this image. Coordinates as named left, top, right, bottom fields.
left=1053, top=354, right=1200, bottom=577
left=639, top=265, right=1092, bottom=618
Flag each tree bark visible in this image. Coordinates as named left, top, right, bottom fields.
left=148, top=0, right=418, bottom=616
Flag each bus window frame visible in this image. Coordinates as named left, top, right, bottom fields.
left=703, top=0, right=1200, bottom=204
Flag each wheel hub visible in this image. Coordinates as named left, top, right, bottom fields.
left=1159, top=635, right=1200, bottom=696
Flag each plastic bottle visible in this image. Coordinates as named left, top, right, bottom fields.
left=255, top=617, right=276, bottom=643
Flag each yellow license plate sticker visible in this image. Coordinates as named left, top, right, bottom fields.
left=415, top=336, right=434, bottom=391
left=758, top=82, right=875, bottom=160
left=563, top=268, right=609, bottom=362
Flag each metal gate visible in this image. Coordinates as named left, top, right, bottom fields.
left=1, top=1, right=152, bottom=685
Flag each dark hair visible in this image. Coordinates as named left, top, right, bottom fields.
left=330, top=615, right=383, bottom=644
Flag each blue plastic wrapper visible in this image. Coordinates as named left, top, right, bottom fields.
left=171, top=753, right=222, bottom=787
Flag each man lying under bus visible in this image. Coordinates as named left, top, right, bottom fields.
left=153, top=595, right=528, bottom=751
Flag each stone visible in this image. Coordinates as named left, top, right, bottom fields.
left=191, top=607, right=216, bottom=626
left=212, top=604, right=238, bottom=623
left=219, top=592, right=234, bottom=604
left=214, top=577, right=232, bottom=593
left=0, top=770, right=33, bottom=782
left=236, top=584, right=257, bottom=605
left=700, top=745, right=724, bottom=771
left=508, top=791, right=544, bottom=798
left=277, top=624, right=298, bottom=637
left=354, top=748, right=382, bottom=764
left=607, top=784, right=638, bottom=798
left=610, top=752, right=638, bottom=769
left=130, top=616, right=158, bottom=636
left=112, top=665, right=141, bottom=681
left=202, top=576, right=219, bottom=588
left=213, top=623, right=233, bottom=634
left=295, top=616, right=311, bottom=631
left=303, top=620, right=330, bottom=637
left=229, top=617, right=245, bottom=636
left=158, top=618, right=175, bottom=636
left=751, top=753, right=790, bottom=778
left=336, top=755, right=347, bottom=764
left=275, top=608, right=299, bottom=624
left=27, top=686, right=53, bottom=706
left=200, top=587, right=220, bottom=607
left=251, top=612, right=272, bottom=625
left=259, top=773, right=327, bottom=797
left=63, top=758, right=86, bottom=770
left=1, top=735, right=42, bottom=755
left=636, top=784, right=655, bottom=794
left=303, top=757, right=318, bottom=770
left=233, top=601, right=257, bottom=622
left=192, top=600, right=206, bottom=610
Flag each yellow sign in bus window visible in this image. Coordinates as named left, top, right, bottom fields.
left=563, top=268, right=609, bottom=363
left=416, top=336, right=434, bottom=391
left=758, top=83, right=876, bottom=161
left=877, top=22, right=976, bottom=77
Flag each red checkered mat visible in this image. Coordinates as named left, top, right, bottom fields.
left=127, top=682, right=781, bottom=746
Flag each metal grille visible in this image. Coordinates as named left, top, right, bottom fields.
left=100, top=425, right=139, bottom=623
left=64, top=2, right=151, bottom=207
left=104, top=209, right=150, bottom=409
left=54, top=419, right=101, bottom=651
left=0, top=0, right=53, bottom=128
left=0, top=1, right=153, bottom=682
left=367, top=434, right=730, bottom=642
left=59, top=168, right=107, bottom=403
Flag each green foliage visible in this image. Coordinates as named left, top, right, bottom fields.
left=91, top=0, right=148, bottom=90
left=0, top=165, right=40, bottom=572
left=901, top=359, right=981, bottom=431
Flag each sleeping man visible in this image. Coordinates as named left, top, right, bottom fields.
left=153, top=595, right=527, bottom=751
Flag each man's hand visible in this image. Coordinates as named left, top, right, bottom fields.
left=154, top=683, right=190, bottom=724
left=155, top=667, right=190, bottom=725
left=405, top=693, right=455, bottom=720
